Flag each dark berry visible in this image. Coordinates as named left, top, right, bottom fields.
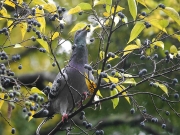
left=28, top=112, right=32, bottom=116
left=140, top=55, right=146, bottom=60
left=18, top=64, right=22, bottom=70
left=52, top=62, right=56, bottom=67
left=79, top=11, right=83, bottom=15
left=103, top=4, right=106, bottom=8
left=140, top=121, right=145, bottom=127
left=174, top=93, right=179, bottom=99
left=81, top=111, right=85, bottom=116
left=159, top=3, right=165, bottom=9
left=162, top=123, right=166, bottom=129
left=43, top=109, right=49, bottom=115
left=90, top=38, right=94, bottom=42
left=154, top=54, right=158, bottom=59
left=11, top=128, right=16, bottom=134
left=106, top=64, right=111, bottom=69
left=82, top=121, right=87, bottom=126
left=22, top=107, right=27, bottom=112
left=165, top=50, right=169, bottom=55
left=172, top=78, right=178, bottom=85
left=118, top=12, right=125, bottom=18
left=38, top=5, right=43, bottom=10
left=141, top=11, right=146, bottom=16
left=111, top=70, right=115, bottom=76
left=165, top=111, right=170, bottom=116
left=61, top=7, right=66, bottom=12
left=130, top=108, right=135, bottom=114
left=86, top=123, right=92, bottom=129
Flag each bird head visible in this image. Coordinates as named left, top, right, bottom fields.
left=74, top=25, right=90, bottom=47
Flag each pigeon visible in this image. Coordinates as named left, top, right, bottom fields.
left=33, top=25, right=94, bottom=121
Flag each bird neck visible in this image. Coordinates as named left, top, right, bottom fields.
left=69, top=46, right=88, bottom=70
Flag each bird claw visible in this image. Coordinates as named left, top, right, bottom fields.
left=62, top=113, right=68, bottom=122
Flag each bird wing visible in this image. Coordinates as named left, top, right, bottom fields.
left=48, top=68, right=68, bottom=100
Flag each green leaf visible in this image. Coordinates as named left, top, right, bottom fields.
left=135, top=39, right=141, bottom=47
left=128, top=0, right=137, bottom=20
left=127, top=21, right=145, bottom=44
left=158, top=83, right=168, bottom=96
left=31, top=87, right=46, bottom=96
left=151, top=41, right=164, bottom=50
left=123, top=44, right=140, bottom=56
left=19, top=22, right=27, bottom=40
left=161, top=7, right=180, bottom=26
left=0, top=93, right=5, bottom=110
left=110, top=89, right=119, bottom=109
left=136, top=0, right=148, bottom=8
left=14, top=44, right=23, bottom=48
left=77, top=3, right=92, bottom=10
left=174, top=34, right=180, bottom=42
left=149, top=19, right=169, bottom=33
left=105, top=0, right=112, bottom=13
left=170, top=45, right=178, bottom=54
left=43, top=3, right=57, bottom=13
left=37, top=39, right=50, bottom=53
left=68, top=6, right=81, bottom=14
left=116, top=85, right=130, bottom=104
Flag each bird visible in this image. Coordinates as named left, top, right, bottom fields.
left=33, top=25, right=94, bottom=122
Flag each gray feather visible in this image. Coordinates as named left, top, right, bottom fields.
left=33, top=26, right=92, bottom=118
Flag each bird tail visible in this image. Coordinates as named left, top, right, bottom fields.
left=33, top=108, right=50, bottom=118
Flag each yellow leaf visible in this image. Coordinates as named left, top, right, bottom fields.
left=14, top=44, right=22, bottom=48
left=0, top=93, right=5, bottom=109
left=149, top=19, right=169, bottom=33
left=77, top=3, right=92, bottom=10
left=68, top=6, right=82, bottom=14
left=136, top=0, right=148, bottom=8
left=31, top=87, right=46, bottom=96
left=110, top=88, right=119, bottom=109
left=158, top=83, right=168, bottom=96
left=103, top=12, right=110, bottom=17
left=52, top=32, right=59, bottom=40
left=151, top=41, right=164, bottom=50
left=99, top=51, right=105, bottom=60
left=111, top=6, right=124, bottom=13
left=19, top=22, right=27, bottom=40
left=32, top=0, right=46, bottom=5
left=37, top=39, right=50, bottom=53
left=135, top=39, right=141, bottom=47
left=0, top=7, right=8, bottom=20
left=43, top=3, right=57, bottom=13
left=116, top=85, right=130, bottom=104
left=85, top=73, right=102, bottom=97
left=96, top=90, right=103, bottom=97
left=128, top=0, right=137, bottom=20
left=161, top=7, right=180, bottom=26
left=7, top=19, right=13, bottom=32
left=36, top=8, right=46, bottom=33
left=4, top=0, right=15, bottom=8
left=107, top=75, right=119, bottom=83
left=123, top=44, right=140, bottom=56
left=123, top=78, right=136, bottom=85
left=170, top=45, right=178, bottom=54
left=69, top=22, right=87, bottom=34
left=127, top=21, right=145, bottom=44
left=107, top=54, right=119, bottom=62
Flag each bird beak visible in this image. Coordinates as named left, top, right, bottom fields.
left=82, top=25, right=90, bottom=32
